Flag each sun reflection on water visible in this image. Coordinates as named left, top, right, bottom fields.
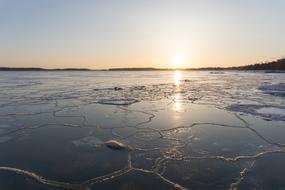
left=173, top=93, right=182, bottom=113
left=174, top=70, right=182, bottom=86
left=173, top=70, right=183, bottom=115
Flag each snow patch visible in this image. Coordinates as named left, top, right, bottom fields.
left=226, top=104, right=285, bottom=121
left=258, top=83, right=285, bottom=97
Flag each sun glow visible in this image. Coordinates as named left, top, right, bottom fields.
left=172, top=53, right=185, bottom=68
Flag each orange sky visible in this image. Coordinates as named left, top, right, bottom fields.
left=0, top=0, right=285, bottom=69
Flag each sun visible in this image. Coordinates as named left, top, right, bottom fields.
left=172, top=53, right=185, bottom=68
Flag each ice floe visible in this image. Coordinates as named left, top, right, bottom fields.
left=95, top=98, right=139, bottom=105
left=226, top=104, right=285, bottom=121
left=104, top=140, right=128, bottom=150
left=258, top=83, right=285, bottom=97
left=73, top=137, right=129, bottom=151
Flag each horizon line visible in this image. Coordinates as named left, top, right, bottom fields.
left=1, top=57, right=284, bottom=71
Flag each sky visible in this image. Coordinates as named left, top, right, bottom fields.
left=0, top=0, right=285, bottom=69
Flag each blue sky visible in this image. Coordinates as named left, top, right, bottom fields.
left=0, top=0, right=285, bottom=68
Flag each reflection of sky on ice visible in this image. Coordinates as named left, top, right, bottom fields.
left=0, top=71, right=284, bottom=190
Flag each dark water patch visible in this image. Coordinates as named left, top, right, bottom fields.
left=239, top=153, right=285, bottom=190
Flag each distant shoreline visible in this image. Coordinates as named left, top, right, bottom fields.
left=0, top=67, right=93, bottom=71
left=1, top=58, right=284, bottom=71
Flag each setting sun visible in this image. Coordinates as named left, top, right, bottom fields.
left=172, top=53, right=186, bottom=68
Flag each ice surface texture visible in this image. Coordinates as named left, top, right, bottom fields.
left=0, top=71, right=285, bottom=190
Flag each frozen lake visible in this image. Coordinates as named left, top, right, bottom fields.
left=0, top=70, right=284, bottom=190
